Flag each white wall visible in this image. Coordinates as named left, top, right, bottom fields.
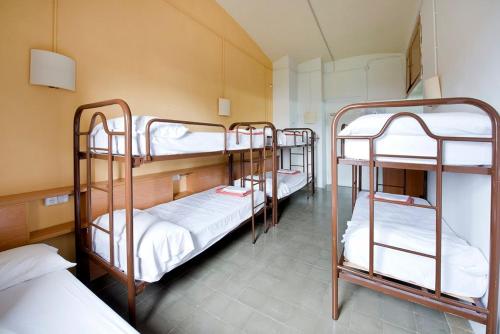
left=420, top=1, right=500, bottom=332
left=273, top=53, right=407, bottom=188
left=295, top=58, right=325, bottom=186
left=323, top=54, right=406, bottom=187
left=273, top=56, right=297, bottom=129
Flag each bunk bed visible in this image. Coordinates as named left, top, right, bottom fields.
left=0, top=244, right=138, bottom=334
left=331, top=98, right=499, bottom=334
left=73, top=99, right=278, bottom=324
left=235, top=128, right=316, bottom=202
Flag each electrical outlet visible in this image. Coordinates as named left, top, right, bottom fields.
left=44, top=196, right=58, bottom=206
left=57, top=194, right=69, bottom=203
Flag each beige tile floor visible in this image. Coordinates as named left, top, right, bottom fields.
left=91, top=187, right=478, bottom=334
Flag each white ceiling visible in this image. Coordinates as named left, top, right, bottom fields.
left=216, top=0, right=421, bottom=63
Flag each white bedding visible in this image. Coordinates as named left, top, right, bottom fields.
left=147, top=187, right=265, bottom=253
left=340, top=112, right=492, bottom=165
left=281, top=132, right=306, bottom=146
left=92, top=187, right=264, bottom=282
left=92, top=209, right=195, bottom=282
left=235, top=171, right=308, bottom=199
left=90, top=116, right=286, bottom=156
left=343, top=192, right=489, bottom=298
left=0, top=269, right=137, bottom=334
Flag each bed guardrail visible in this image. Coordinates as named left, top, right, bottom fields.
left=330, top=97, right=499, bottom=334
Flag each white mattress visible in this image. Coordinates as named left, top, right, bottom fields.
left=90, top=116, right=286, bottom=156
left=92, top=186, right=263, bottom=282
left=343, top=192, right=489, bottom=298
left=235, top=171, right=308, bottom=199
left=92, top=209, right=195, bottom=282
left=340, top=112, right=492, bottom=166
left=147, top=187, right=265, bottom=253
left=281, top=132, right=306, bottom=146
left=0, top=269, right=137, bottom=334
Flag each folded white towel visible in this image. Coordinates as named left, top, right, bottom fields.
left=219, top=186, right=248, bottom=194
left=374, top=192, right=411, bottom=203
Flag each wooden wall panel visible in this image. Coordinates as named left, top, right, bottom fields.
left=87, top=174, right=173, bottom=220
left=0, top=204, right=28, bottom=251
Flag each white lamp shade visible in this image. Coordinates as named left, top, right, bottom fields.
left=423, top=75, right=441, bottom=99
left=30, top=49, right=76, bottom=91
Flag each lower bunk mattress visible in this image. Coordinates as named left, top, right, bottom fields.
left=235, top=170, right=308, bottom=199
left=342, top=191, right=489, bottom=298
left=92, top=186, right=265, bottom=282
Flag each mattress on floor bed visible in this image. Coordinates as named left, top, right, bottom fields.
left=0, top=269, right=137, bottom=334
left=235, top=170, right=308, bottom=199
left=147, top=186, right=265, bottom=252
left=340, top=112, right=492, bottom=166
left=342, top=191, right=489, bottom=298
left=90, top=116, right=286, bottom=156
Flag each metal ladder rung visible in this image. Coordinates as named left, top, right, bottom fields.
left=90, top=147, right=110, bottom=152
left=90, top=184, right=109, bottom=193
left=88, top=222, right=110, bottom=234
left=373, top=241, right=435, bottom=259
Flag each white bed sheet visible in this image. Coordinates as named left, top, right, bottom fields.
left=281, top=132, right=306, bottom=147
left=90, top=117, right=286, bottom=156
left=92, top=209, right=195, bottom=282
left=147, top=187, right=265, bottom=254
left=0, top=269, right=137, bottom=334
left=340, top=112, right=492, bottom=166
left=343, top=192, right=489, bottom=298
left=235, top=171, right=308, bottom=199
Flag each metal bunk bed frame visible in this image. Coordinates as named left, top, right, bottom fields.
left=277, top=128, right=316, bottom=198
left=331, top=97, right=499, bottom=334
left=73, top=99, right=278, bottom=325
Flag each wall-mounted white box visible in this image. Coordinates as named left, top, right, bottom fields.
left=218, top=98, right=231, bottom=116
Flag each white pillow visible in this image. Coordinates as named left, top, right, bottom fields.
left=0, top=244, right=75, bottom=291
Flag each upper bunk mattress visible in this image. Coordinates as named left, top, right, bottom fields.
left=281, top=132, right=307, bottom=146
left=343, top=191, right=489, bottom=298
left=90, top=116, right=286, bottom=156
left=0, top=269, right=137, bottom=334
left=339, top=112, right=492, bottom=166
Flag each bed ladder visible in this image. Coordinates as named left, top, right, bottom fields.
left=239, top=149, right=269, bottom=243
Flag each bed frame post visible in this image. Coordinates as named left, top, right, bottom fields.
left=487, top=108, right=499, bottom=334
left=227, top=153, right=234, bottom=186
left=73, top=106, right=89, bottom=284
left=122, top=103, right=136, bottom=325
left=331, top=116, right=340, bottom=320
left=272, top=126, right=278, bottom=226
left=435, top=140, right=443, bottom=297
left=368, top=139, right=375, bottom=276
left=311, top=131, right=315, bottom=195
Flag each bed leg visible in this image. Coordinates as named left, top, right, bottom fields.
left=128, top=288, right=136, bottom=326
left=332, top=273, right=339, bottom=320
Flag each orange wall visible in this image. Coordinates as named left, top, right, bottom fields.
left=0, top=0, right=272, bottom=198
